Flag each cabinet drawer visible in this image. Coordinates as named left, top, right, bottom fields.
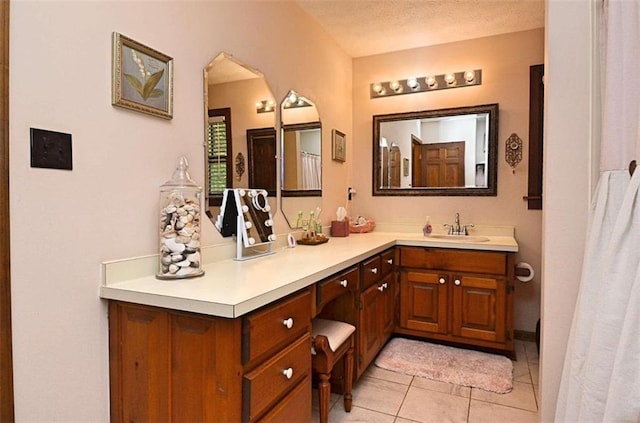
left=317, top=266, right=358, bottom=311
left=243, top=289, right=311, bottom=364
left=380, top=248, right=395, bottom=276
left=399, top=247, right=507, bottom=275
left=362, top=255, right=382, bottom=288
left=243, top=333, right=311, bottom=422
left=257, top=376, right=311, bottom=423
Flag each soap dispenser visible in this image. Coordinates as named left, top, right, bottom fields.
left=423, top=216, right=433, bottom=236
left=157, top=156, right=205, bottom=280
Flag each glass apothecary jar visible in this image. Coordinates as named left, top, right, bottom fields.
left=156, top=156, right=205, bottom=279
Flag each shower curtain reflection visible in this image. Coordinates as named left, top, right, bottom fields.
left=301, top=151, right=321, bottom=190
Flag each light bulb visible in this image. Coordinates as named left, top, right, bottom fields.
left=425, top=76, right=437, bottom=88
left=464, top=70, right=476, bottom=83
left=445, top=73, right=456, bottom=85
left=288, top=92, right=298, bottom=103
left=256, top=101, right=263, bottom=108
left=372, top=82, right=384, bottom=94
left=245, top=221, right=253, bottom=229
left=389, top=80, right=401, bottom=92
left=407, top=77, right=419, bottom=90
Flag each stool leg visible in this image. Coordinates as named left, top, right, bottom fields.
left=343, top=346, right=354, bottom=412
left=318, top=372, right=331, bottom=423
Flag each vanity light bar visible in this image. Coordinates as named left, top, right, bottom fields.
left=370, top=69, right=482, bottom=98
left=256, top=99, right=276, bottom=113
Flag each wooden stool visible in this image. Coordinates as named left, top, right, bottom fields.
left=312, top=318, right=356, bottom=423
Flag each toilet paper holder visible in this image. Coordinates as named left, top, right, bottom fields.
left=515, top=262, right=534, bottom=283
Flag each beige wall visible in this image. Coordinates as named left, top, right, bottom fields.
left=352, top=29, right=545, bottom=333
left=9, top=1, right=351, bottom=420
left=540, top=0, right=594, bottom=420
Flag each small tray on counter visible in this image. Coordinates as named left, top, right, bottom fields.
left=297, top=236, right=329, bottom=246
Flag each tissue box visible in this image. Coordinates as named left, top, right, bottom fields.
left=330, top=220, right=349, bottom=237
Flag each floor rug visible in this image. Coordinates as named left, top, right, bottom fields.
left=374, top=338, right=513, bottom=393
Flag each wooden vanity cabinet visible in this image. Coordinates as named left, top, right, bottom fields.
left=108, top=288, right=312, bottom=423
left=398, top=247, right=515, bottom=355
left=357, top=248, right=397, bottom=378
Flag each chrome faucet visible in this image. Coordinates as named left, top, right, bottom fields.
left=444, top=213, right=474, bottom=236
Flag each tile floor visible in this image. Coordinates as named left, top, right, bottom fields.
left=312, top=340, right=539, bottom=423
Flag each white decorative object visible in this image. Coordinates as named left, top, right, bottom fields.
left=157, top=156, right=204, bottom=279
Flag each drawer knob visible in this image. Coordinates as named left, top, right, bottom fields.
left=378, top=285, right=384, bottom=292
left=439, top=277, right=446, bottom=284
left=283, top=318, right=294, bottom=329
left=387, top=259, right=393, bottom=264
left=340, top=279, right=348, bottom=287
left=370, top=267, right=378, bottom=274
left=283, top=367, right=293, bottom=380
left=454, top=279, right=461, bottom=286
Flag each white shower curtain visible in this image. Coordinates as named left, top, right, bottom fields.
left=555, top=1, right=640, bottom=421
left=301, top=151, right=321, bottom=190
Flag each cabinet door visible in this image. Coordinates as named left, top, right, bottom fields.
left=400, top=270, right=448, bottom=334
left=380, top=274, right=395, bottom=339
left=451, top=275, right=506, bottom=342
left=359, top=283, right=381, bottom=374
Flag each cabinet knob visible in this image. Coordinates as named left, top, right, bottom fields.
left=387, top=259, right=393, bottom=264
left=454, top=279, right=461, bottom=286
left=283, top=367, right=293, bottom=379
left=340, top=279, right=348, bottom=287
left=370, top=267, right=378, bottom=274
left=439, top=277, right=446, bottom=284
left=283, top=318, right=294, bottom=329
left=383, top=282, right=388, bottom=289
left=378, top=285, right=384, bottom=292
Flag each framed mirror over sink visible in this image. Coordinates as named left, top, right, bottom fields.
left=373, top=103, right=498, bottom=196
left=280, top=90, right=323, bottom=228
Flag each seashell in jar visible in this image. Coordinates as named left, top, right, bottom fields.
left=186, top=252, right=201, bottom=262
left=174, top=220, right=185, bottom=230
left=191, top=232, right=201, bottom=240
left=163, top=237, right=186, bottom=253
left=176, top=267, right=198, bottom=277
left=170, top=253, right=184, bottom=262
left=175, top=235, right=191, bottom=244
left=177, top=207, right=188, bottom=216
left=176, top=259, right=192, bottom=267
left=178, top=226, right=195, bottom=236
left=168, top=264, right=179, bottom=274
left=161, top=255, right=173, bottom=265
left=187, top=240, right=200, bottom=249
left=164, top=205, right=177, bottom=214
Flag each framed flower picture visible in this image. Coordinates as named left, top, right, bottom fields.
left=332, top=129, right=346, bottom=162
left=112, top=32, right=173, bottom=119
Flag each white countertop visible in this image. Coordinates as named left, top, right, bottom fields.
left=99, top=231, right=518, bottom=319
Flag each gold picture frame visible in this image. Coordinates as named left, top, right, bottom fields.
left=332, top=129, right=346, bottom=162
left=112, top=32, right=173, bottom=119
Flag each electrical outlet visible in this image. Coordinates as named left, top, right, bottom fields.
left=30, top=128, right=73, bottom=170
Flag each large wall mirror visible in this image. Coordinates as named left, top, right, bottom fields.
left=280, top=90, right=322, bottom=228
left=204, top=52, right=278, bottom=227
left=373, top=103, right=498, bottom=196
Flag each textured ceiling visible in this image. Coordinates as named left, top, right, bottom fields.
left=295, top=0, right=545, bottom=57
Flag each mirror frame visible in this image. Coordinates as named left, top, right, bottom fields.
left=280, top=121, right=322, bottom=198
left=372, top=103, right=499, bottom=197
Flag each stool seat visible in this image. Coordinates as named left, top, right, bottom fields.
left=312, top=318, right=355, bottom=354
left=312, top=318, right=355, bottom=423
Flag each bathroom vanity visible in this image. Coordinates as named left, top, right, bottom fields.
left=101, top=230, right=517, bottom=422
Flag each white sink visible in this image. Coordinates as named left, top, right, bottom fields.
left=427, top=234, right=490, bottom=242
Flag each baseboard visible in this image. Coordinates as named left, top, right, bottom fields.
left=514, top=330, right=536, bottom=342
